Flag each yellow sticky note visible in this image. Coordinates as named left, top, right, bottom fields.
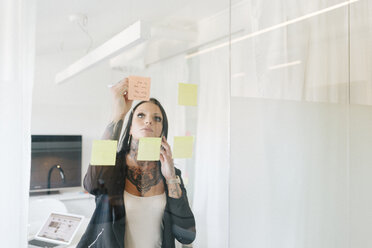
left=178, top=83, right=198, bottom=106
left=137, top=137, right=161, bottom=161
left=173, top=136, right=194, bottom=158
left=90, top=140, right=117, bottom=166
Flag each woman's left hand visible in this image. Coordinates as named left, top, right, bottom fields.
left=160, top=136, right=176, bottom=180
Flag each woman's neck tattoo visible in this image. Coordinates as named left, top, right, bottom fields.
left=126, top=138, right=162, bottom=195
left=126, top=164, right=162, bottom=195
left=129, top=138, right=139, bottom=161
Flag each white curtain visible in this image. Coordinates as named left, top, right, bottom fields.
left=192, top=45, right=230, bottom=248
left=0, top=0, right=35, bottom=246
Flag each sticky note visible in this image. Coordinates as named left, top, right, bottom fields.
left=178, top=83, right=198, bottom=106
left=172, top=136, right=194, bottom=158
left=90, top=140, right=117, bottom=166
left=137, top=137, right=161, bottom=161
left=128, top=76, right=151, bottom=101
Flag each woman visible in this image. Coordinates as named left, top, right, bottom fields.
left=77, top=78, right=196, bottom=248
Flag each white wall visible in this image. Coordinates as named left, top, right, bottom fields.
left=32, top=49, right=117, bottom=182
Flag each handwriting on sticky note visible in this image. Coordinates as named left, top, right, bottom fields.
left=90, top=140, right=117, bottom=166
left=128, top=76, right=151, bottom=101
left=172, top=136, right=194, bottom=159
left=178, top=83, right=198, bottom=106
left=137, top=137, right=161, bottom=161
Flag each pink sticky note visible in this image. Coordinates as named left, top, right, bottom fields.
left=128, top=76, right=151, bottom=101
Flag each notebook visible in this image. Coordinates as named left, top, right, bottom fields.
left=28, top=212, right=84, bottom=248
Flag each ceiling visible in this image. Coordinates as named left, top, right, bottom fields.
left=35, top=0, right=234, bottom=55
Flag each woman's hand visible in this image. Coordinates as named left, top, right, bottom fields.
left=110, top=78, right=133, bottom=122
left=160, top=136, right=176, bottom=180
left=160, top=136, right=182, bottom=198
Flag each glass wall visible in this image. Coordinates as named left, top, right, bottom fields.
left=28, top=0, right=372, bottom=247
left=30, top=0, right=229, bottom=247
left=230, top=0, right=372, bottom=248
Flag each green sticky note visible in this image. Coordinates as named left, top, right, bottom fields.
left=173, top=136, right=194, bottom=159
left=178, top=83, right=198, bottom=106
left=90, top=140, right=118, bottom=166
left=137, top=137, right=162, bottom=161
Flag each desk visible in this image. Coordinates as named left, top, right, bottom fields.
left=28, top=189, right=95, bottom=247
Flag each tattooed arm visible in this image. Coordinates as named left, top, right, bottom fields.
left=167, top=179, right=182, bottom=199
left=159, top=136, right=183, bottom=199
left=83, top=79, right=132, bottom=195
left=166, top=168, right=196, bottom=244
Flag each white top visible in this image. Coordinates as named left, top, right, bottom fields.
left=124, top=190, right=166, bottom=248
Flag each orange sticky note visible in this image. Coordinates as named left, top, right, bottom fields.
left=128, top=76, right=151, bottom=101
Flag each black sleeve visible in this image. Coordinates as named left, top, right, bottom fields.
left=166, top=169, right=196, bottom=244
left=83, top=151, right=125, bottom=196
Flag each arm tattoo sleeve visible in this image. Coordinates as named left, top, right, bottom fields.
left=168, top=183, right=182, bottom=199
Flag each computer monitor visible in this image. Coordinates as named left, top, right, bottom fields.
left=30, top=135, right=82, bottom=192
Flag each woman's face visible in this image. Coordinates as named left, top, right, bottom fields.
left=130, top=102, right=163, bottom=139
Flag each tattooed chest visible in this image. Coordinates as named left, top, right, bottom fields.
left=126, top=166, right=162, bottom=194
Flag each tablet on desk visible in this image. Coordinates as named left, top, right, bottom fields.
left=28, top=212, right=84, bottom=248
